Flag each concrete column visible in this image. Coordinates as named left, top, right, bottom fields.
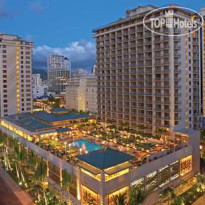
left=76, top=168, right=82, bottom=203
left=46, top=160, right=49, bottom=177
left=100, top=172, right=107, bottom=205
left=60, top=168, right=62, bottom=187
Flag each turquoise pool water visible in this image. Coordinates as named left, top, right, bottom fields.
left=70, top=140, right=102, bottom=152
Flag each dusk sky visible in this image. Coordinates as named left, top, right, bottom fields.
left=0, top=0, right=204, bottom=71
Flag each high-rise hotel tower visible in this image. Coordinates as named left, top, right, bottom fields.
left=93, top=5, right=202, bottom=133
left=0, top=34, right=33, bottom=117
left=200, top=8, right=205, bottom=118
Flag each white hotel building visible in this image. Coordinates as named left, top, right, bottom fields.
left=93, top=5, right=202, bottom=133
left=0, top=34, right=33, bottom=117
left=65, top=75, right=97, bottom=113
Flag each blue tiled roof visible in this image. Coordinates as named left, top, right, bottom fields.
left=4, top=111, right=89, bottom=132
left=56, top=128, right=72, bottom=132
left=5, top=114, right=54, bottom=132
left=77, top=148, right=134, bottom=170
left=51, top=108, right=69, bottom=113
left=34, top=111, right=89, bottom=123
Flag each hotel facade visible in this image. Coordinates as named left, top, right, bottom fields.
left=0, top=5, right=202, bottom=205
left=93, top=5, right=202, bottom=133
left=0, top=34, right=33, bottom=117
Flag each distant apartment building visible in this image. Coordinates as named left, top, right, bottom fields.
left=93, top=5, right=202, bottom=133
left=71, top=68, right=90, bottom=78
left=65, top=75, right=97, bottom=113
left=32, top=85, right=48, bottom=99
left=47, top=54, right=71, bottom=94
left=32, top=74, right=48, bottom=99
left=32, top=74, right=42, bottom=86
left=0, top=33, right=33, bottom=117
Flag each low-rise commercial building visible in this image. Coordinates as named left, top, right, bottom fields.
left=0, top=112, right=200, bottom=205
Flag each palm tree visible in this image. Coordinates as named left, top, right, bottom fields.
left=13, top=145, right=27, bottom=183
left=62, top=170, right=75, bottom=205
left=173, top=195, right=184, bottom=205
left=83, top=191, right=97, bottom=205
left=0, top=133, right=6, bottom=147
left=196, top=174, right=205, bottom=184
left=34, top=160, right=48, bottom=205
left=129, top=186, right=138, bottom=205
left=113, top=192, right=127, bottom=205
left=0, top=134, right=12, bottom=170
left=28, top=151, right=38, bottom=174
left=159, top=187, right=175, bottom=205
left=128, top=186, right=148, bottom=205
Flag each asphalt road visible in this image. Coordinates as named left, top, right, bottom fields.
left=0, top=175, right=22, bottom=205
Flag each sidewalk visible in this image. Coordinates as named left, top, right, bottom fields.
left=193, top=194, right=205, bottom=205
left=0, top=165, right=34, bottom=205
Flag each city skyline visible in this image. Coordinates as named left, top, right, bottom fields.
left=0, top=0, right=205, bottom=71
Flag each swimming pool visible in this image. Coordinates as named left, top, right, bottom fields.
left=70, top=140, right=102, bottom=152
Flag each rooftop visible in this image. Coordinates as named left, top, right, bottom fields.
left=93, top=4, right=195, bottom=33
left=76, top=148, right=134, bottom=170
left=51, top=108, right=69, bottom=114
left=33, top=111, right=89, bottom=123
left=4, top=113, right=54, bottom=132
left=4, top=111, right=89, bottom=132
left=56, top=128, right=72, bottom=133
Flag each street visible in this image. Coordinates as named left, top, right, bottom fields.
left=0, top=175, right=22, bottom=205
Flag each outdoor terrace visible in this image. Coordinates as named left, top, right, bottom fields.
left=23, top=120, right=187, bottom=171
left=0, top=113, right=188, bottom=172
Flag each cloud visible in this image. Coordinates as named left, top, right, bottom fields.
left=30, top=0, right=50, bottom=15
left=33, top=40, right=96, bottom=71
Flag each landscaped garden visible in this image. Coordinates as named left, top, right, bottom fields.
left=0, top=134, right=75, bottom=205
left=159, top=174, right=205, bottom=205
